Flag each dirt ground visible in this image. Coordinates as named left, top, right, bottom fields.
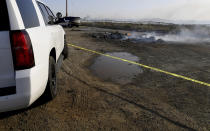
left=0, top=26, right=210, bottom=131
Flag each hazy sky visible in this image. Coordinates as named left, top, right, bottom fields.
left=42, top=0, right=210, bottom=23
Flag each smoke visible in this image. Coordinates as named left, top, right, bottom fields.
left=139, top=0, right=210, bottom=24
left=156, top=27, right=210, bottom=43
left=124, top=26, right=210, bottom=43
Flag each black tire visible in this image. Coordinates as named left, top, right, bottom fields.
left=63, top=44, right=69, bottom=59
left=44, top=56, right=57, bottom=100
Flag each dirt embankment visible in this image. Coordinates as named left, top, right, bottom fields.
left=0, top=26, right=210, bottom=131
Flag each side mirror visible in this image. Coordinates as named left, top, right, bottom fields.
left=56, top=12, right=62, bottom=19
left=55, top=12, right=63, bottom=24
left=48, top=15, right=55, bottom=25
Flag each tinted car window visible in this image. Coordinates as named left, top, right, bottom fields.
left=46, top=7, right=55, bottom=17
left=37, top=2, right=50, bottom=25
left=16, top=0, right=40, bottom=28
left=0, top=0, right=10, bottom=31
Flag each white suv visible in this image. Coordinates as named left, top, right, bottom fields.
left=0, top=0, right=68, bottom=112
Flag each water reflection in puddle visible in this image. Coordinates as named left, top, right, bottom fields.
left=90, top=52, right=143, bottom=84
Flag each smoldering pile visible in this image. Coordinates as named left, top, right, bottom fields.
left=91, top=31, right=165, bottom=43
left=91, top=25, right=210, bottom=44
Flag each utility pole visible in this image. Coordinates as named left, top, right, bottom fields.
left=66, top=0, right=68, bottom=17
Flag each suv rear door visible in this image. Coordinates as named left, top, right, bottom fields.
left=0, top=0, right=16, bottom=88
left=37, top=2, right=64, bottom=60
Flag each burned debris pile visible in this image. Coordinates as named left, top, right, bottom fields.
left=91, top=31, right=165, bottom=43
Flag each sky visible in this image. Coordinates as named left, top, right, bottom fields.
left=42, top=0, right=210, bottom=24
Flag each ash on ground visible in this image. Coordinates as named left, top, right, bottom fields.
left=91, top=31, right=165, bottom=43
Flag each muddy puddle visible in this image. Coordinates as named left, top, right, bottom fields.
left=90, top=52, right=143, bottom=84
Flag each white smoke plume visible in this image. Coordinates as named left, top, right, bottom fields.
left=157, top=27, right=210, bottom=43
left=124, top=26, right=210, bottom=43
left=141, top=0, right=210, bottom=24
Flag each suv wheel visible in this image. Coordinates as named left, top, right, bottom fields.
left=44, top=56, right=57, bottom=100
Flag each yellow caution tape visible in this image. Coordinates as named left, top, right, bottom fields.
left=68, top=43, right=210, bottom=87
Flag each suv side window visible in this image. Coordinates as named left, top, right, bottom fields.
left=16, top=0, right=40, bottom=28
left=37, top=2, right=51, bottom=25
left=0, top=0, right=10, bottom=31
left=46, top=6, right=55, bottom=18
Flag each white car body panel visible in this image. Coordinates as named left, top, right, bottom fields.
left=0, top=0, right=65, bottom=112
left=6, top=0, right=25, bottom=30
